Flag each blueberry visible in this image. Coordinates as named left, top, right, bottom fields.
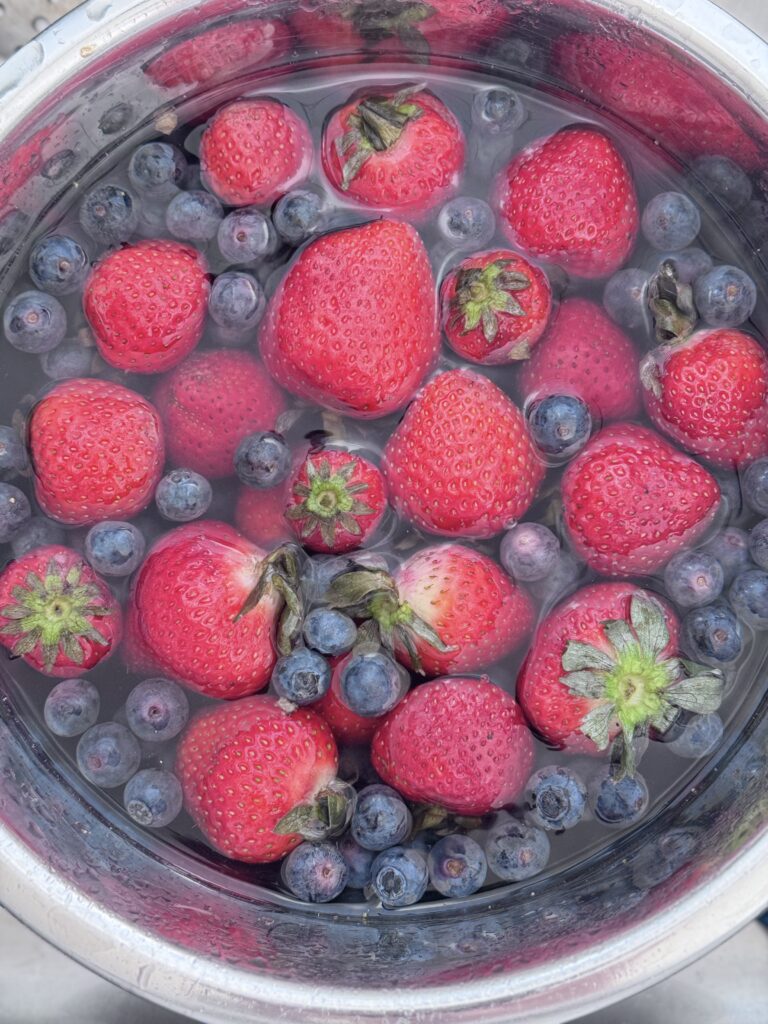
left=530, top=551, right=581, bottom=608
left=631, top=827, right=699, bottom=889
left=485, top=818, right=550, bottom=880
left=338, top=833, right=375, bottom=889
left=29, top=234, right=89, bottom=295
left=85, top=520, right=145, bottom=577
left=667, top=712, right=724, bottom=759
left=703, top=527, right=753, bottom=583
left=0, top=483, right=30, bottom=541
left=588, top=769, right=649, bottom=826
left=339, top=650, right=407, bottom=717
left=4, top=290, right=66, bottom=353
left=526, top=765, right=587, bottom=831
left=408, top=829, right=441, bottom=858
left=744, top=458, right=768, bottom=515
left=208, top=271, right=265, bottom=333
left=125, top=678, right=189, bottom=742
left=282, top=841, right=348, bottom=902
left=428, top=834, right=487, bottom=897
left=273, top=189, right=325, bottom=244
left=10, top=516, right=64, bottom=558
left=528, top=394, right=591, bottom=457
left=272, top=648, right=331, bottom=705
left=40, top=341, right=93, bottom=380
left=79, top=183, right=138, bottom=245
left=693, top=265, right=756, bottom=327
left=234, top=430, right=290, bottom=488
left=500, top=522, right=560, bottom=582
left=646, top=247, right=713, bottom=284
left=682, top=602, right=743, bottom=664
left=750, top=520, right=768, bottom=571
left=76, top=722, right=141, bottom=789
left=123, top=768, right=183, bottom=828
left=155, top=468, right=213, bottom=522
left=642, top=191, right=701, bottom=250
left=0, top=425, right=28, bottom=476
left=217, top=208, right=276, bottom=264
left=729, top=568, right=768, bottom=628
left=351, top=784, right=412, bottom=851
left=602, top=268, right=650, bottom=331
left=472, top=86, right=526, bottom=133
left=166, top=189, right=223, bottom=242
left=437, top=197, right=496, bottom=250
left=337, top=745, right=381, bottom=788
left=128, top=142, right=187, bottom=199
left=44, top=678, right=100, bottom=737
left=689, top=155, right=752, bottom=212
left=303, top=608, right=357, bottom=655
left=663, top=549, right=724, bottom=608
left=368, top=846, right=428, bottom=908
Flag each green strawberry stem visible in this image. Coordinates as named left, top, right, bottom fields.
left=648, top=260, right=698, bottom=346
left=235, top=543, right=305, bottom=656
left=285, top=456, right=376, bottom=550
left=345, top=0, right=435, bottom=59
left=410, top=803, right=483, bottom=835
left=336, top=85, right=425, bottom=190
left=561, top=594, right=724, bottom=777
left=274, top=778, right=353, bottom=839
left=450, top=259, right=532, bottom=352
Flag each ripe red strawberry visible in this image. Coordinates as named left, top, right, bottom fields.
left=642, top=328, right=768, bottom=469
left=285, top=449, right=386, bottom=554
left=383, top=368, right=543, bottom=538
left=29, top=378, right=165, bottom=526
left=519, top=298, right=641, bottom=422
left=153, top=350, right=285, bottom=479
left=495, top=127, right=639, bottom=279
left=322, top=85, right=465, bottom=216
left=440, top=249, right=552, bottom=364
left=84, top=239, right=209, bottom=374
left=200, top=99, right=312, bottom=207
left=315, top=655, right=384, bottom=746
left=0, top=546, right=121, bottom=677
left=260, top=219, right=438, bottom=417
left=372, top=676, right=534, bottom=815
left=176, top=696, right=338, bottom=863
left=235, top=484, right=291, bottom=549
left=562, top=423, right=720, bottom=576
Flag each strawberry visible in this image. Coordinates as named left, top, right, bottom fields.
left=519, top=298, right=641, bottom=422
left=285, top=449, right=386, bottom=554
left=315, top=655, right=385, bottom=745
left=259, top=219, right=438, bottom=417
left=440, top=249, right=552, bottom=364
left=562, top=423, right=720, bottom=576
left=0, top=546, right=121, bottom=677
left=199, top=99, right=312, bottom=207
left=322, top=85, right=465, bottom=216
left=29, top=378, right=165, bottom=526
left=495, top=127, right=639, bottom=279
left=153, top=350, right=285, bottom=479
left=84, top=239, right=209, bottom=374
left=641, top=328, right=768, bottom=469
left=372, top=676, right=534, bottom=815
left=517, top=582, right=723, bottom=772
left=176, top=695, right=339, bottom=863
left=235, top=484, right=291, bottom=549
left=383, top=368, right=543, bottom=538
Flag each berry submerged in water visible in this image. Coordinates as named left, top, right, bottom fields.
left=693, top=265, right=757, bottom=328
left=272, top=648, right=332, bottom=705
left=125, top=678, right=190, bottom=742
left=85, top=521, right=146, bottom=577
left=588, top=769, right=649, bottom=826
left=663, top=550, right=724, bottom=608
left=471, top=87, right=526, bottom=133
left=79, top=183, right=138, bottom=245
left=76, top=722, right=141, bottom=789
left=234, top=430, right=290, bottom=488
left=703, top=527, right=753, bottom=583
left=683, top=602, right=743, bottom=664
left=729, top=569, right=768, bottom=629
left=208, top=271, right=265, bottom=332
left=340, top=650, right=408, bottom=717
left=500, top=522, right=560, bottom=582
left=368, top=846, right=428, bottom=908
left=217, top=207, right=276, bottom=264
left=273, top=189, right=325, bottom=244
left=667, top=712, right=724, bottom=759
left=29, top=234, right=89, bottom=296
left=641, top=191, right=701, bottom=250
left=155, top=469, right=213, bottom=522
left=527, top=394, right=591, bottom=457
left=0, top=483, right=30, bottom=541
left=428, top=834, right=488, bottom=897
left=282, top=841, right=348, bottom=903
left=526, top=766, right=587, bottom=831
left=351, top=784, right=412, bottom=852
left=437, top=197, right=495, bottom=250
left=166, top=189, right=224, bottom=242
left=602, top=268, right=650, bottom=331
left=44, top=678, right=101, bottom=737
left=303, top=608, right=357, bottom=656
left=4, top=291, right=66, bottom=353
left=485, top=819, right=550, bottom=880
left=128, top=142, right=188, bottom=199
left=124, top=768, right=184, bottom=828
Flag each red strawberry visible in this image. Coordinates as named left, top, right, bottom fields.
left=372, top=676, right=534, bottom=815
left=495, top=127, right=639, bottom=279
left=0, top=546, right=121, bottom=677
left=322, top=85, right=465, bottom=216
left=84, top=239, right=209, bottom=374
left=562, top=423, right=720, bottom=576
left=153, top=350, right=285, bottom=479
left=642, top=328, right=768, bottom=469
left=29, top=378, right=165, bottom=526
left=519, top=298, right=641, bottom=422
left=285, top=449, right=386, bottom=554
left=260, top=219, right=438, bottom=417
left=440, top=249, right=551, bottom=364
left=383, top=368, right=543, bottom=538
left=315, top=655, right=384, bottom=745
left=200, top=99, right=312, bottom=207
left=176, top=696, right=338, bottom=863
left=235, top=484, right=291, bottom=549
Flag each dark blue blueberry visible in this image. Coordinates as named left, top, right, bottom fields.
left=282, top=841, right=348, bottom=902
left=99, top=102, right=133, bottom=136
left=125, top=678, right=189, bottom=742
left=272, top=648, right=331, bottom=705
left=29, top=234, right=89, bottom=295
left=208, top=271, right=265, bottom=332
left=0, top=483, right=30, bottom=541
left=44, top=678, right=100, bottom=737
left=128, top=142, right=187, bottom=199
left=750, top=520, right=768, bottom=571
left=729, top=568, right=768, bottom=628
left=368, top=846, right=428, bottom=908
left=428, top=834, right=487, bottom=897
left=588, top=770, right=649, bottom=826
left=40, top=341, right=93, bottom=380
left=437, top=197, right=495, bottom=250
left=693, top=265, right=756, bottom=327
left=642, top=191, right=701, bottom=250
left=743, top=458, right=768, bottom=515
left=217, top=207, right=276, bottom=264
left=234, top=430, right=290, bottom=488
left=351, top=784, right=412, bottom=851
left=4, top=290, right=66, bottom=353
left=667, top=712, right=724, bottom=759
left=485, top=818, right=550, bottom=880
left=85, top=520, right=145, bottom=577
left=339, top=650, right=407, bottom=717
left=530, top=551, right=581, bottom=608
left=500, top=522, right=560, bottom=582
left=166, top=189, right=223, bottom=242
left=602, top=268, right=650, bottom=331
left=79, top=183, right=138, bottom=245
left=155, top=468, right=212, bottom=522
left=273, top=189, right=325, bottom=244
left=528, top=394, right=591, bottom=458
left=123, top=768, right=183, bottom=828
left=703, top=527, right=752, bottom=583
left=338, top=833, right=375, bottom=889
left=689, top=155, right=752, bottom=212
left=303, top=608, right=357, bottom=655
left=0, top=425, right=28, bottom=476
left=526, top=765, right=587, bottom=831
left=10, top=516, right=64, bottom=558
left=683, top=602, right=743, bottom=664
left=646, top=247, right=713, bottom=285
left=663, top=550, right=724, bottom=608
left=76, top=722, right=141, bottom=789
left=630, top=827, right=699, bottom=889
left=472, top=86, right=526, bottom=133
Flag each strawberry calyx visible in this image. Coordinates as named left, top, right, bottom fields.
left=274, top=777, right=355, bottom=840
left=648, top=259, right=698, bottom=345
left=336, top=85, right=425, bottom=190
left=344, top=0, right=435, bottom=57
left=235, top=543, right=305, bottom=655
left=286, top=455, right=377, bottom=549
left=411, top=802, right=484, bottom=834
left=561, top=595, right=724, bottom=776
left=450, top=259, right=532, bottom=352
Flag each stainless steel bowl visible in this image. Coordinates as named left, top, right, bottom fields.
left=1, top=2, right=768, bottom=1021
